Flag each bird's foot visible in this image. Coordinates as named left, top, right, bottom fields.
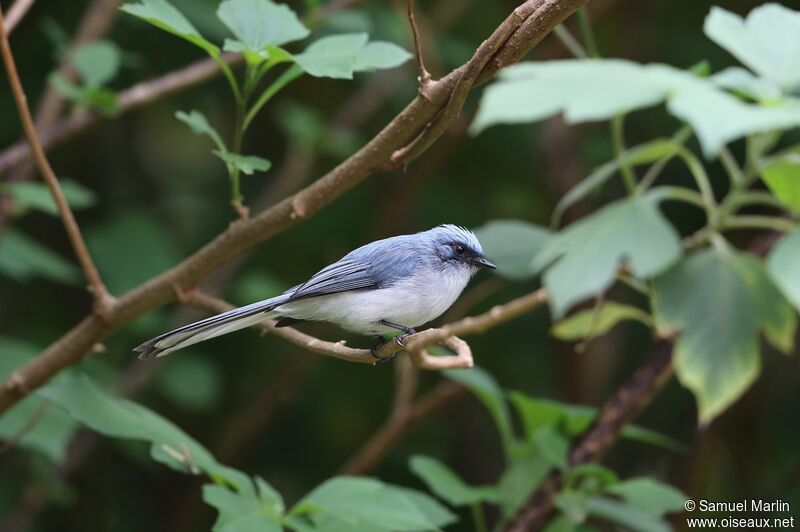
left=370, top=337, right=397, bottom=364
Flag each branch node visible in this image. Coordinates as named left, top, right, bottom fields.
left=6, top=372, right=30, bottom=395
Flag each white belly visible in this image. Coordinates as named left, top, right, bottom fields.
left=275, top=268, right=472, bottom=334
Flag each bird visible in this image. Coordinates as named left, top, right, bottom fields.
left=134, top=224, right=496, bottom=359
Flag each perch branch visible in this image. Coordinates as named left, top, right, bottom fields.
left=0, top=6, right=113, bottom=313
left=505, top=341, right=675, bottom=531
left=0, top=0, right=585, bottom=417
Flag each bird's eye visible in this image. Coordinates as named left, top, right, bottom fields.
left=454, top=244, right=465, bottom=255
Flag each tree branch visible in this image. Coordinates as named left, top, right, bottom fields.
left=505, top=341, right=675, bottom=531
left=0, top=5, right=113, bottom=313
left=0, top=0, right=584, bottom=417
left=3, top=0, right=35, bottom=35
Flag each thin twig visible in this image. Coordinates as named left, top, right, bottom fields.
left=407, top=0, right=432, bottom=98
left=0, top=0, right=586, bottom=417
left=3, top=0, right=35, bottom=35
left=505, top=341, right=674, bottom=531
left=0, top=6, right=114, bottom=314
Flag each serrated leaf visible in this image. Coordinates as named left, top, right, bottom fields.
left=0, top=228, right=80, bottom=284
left=532, top=425, right=569, bottom=470
left=653, top=248, right=796, bottom=423
left=473, top=219, right=552, bottom=280
left=767, top=228, right=800, bottom=312
left=295, top=33, right=410, bottom=79
left=71, top=40, right=121, bottom=87
left=41, top=373, right=248, bottom=488
left=176, top=109, right=226, bottom=150
left=290, top=477, right=456, bottom=531
left=203, top=476, right=284, bottom=532
left=760, top=155, right=800, bottom=213
left=533, top=191, right=682, bottom=318
left=212, top=151, right=271, bottom=175
left=551, top=302, right=651, bottom=341
left=4, top=180, right=96, bottom=216
left=217, top=0, right=309, bottom=62
left=711, top=67, right=781, bottom=102
left=472, top=59, right=800, bottom=156
left=121, top=0, right=220, bottom=58
left=704, top=4, right=800, bottom=93
left=606, top=477, right=686, bottom=516
left=409, top=455, right=499, bottom=506
left=444, top=367, right=515, bottom=454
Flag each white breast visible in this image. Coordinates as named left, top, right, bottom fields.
left=275, top=266, right=473, bottom=335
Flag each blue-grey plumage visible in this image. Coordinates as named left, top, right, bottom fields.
left=134, top=225, right=496, bottom=359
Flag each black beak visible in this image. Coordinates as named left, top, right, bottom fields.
left=473, top=256, right=497, bottom=270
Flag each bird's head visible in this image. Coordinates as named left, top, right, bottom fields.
left=426, top=224, right=496, bottom=273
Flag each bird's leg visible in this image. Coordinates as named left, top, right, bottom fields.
left=378, top=320, right=417, bottom=348
left=370, top=321, right=417, bottom=363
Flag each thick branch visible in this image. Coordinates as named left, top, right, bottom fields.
left=505, top=341, right=674, bottom=531
left=0, top=6, right=113, bottom=311
left=0, top=0, right=584, bottom=417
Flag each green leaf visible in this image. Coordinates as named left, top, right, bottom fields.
left=473, top=219, right=552, bottom=280
left=294, top=33, right=410, bottom=79
left=532, top=425, right=569, bottom=470
left=508, top=392, right=688, bottom=454
left=155, top=356, right=222, bottom=412
left=533, top=191, right=682, bottom=318
left=0, top=229, right=80, bottom=285
left=704, top=4, right=800, bottom=93
left=48, top=73, right=119, bottom=115
left=760, top=155, right=800, bottom=213
left=212, top=151, right=272, bottom=175
left=496, top=451, right=551, bottom=519
left=542, top=515, right=578, bottom=532
left=71, top=40, right=121, bottom=87
left=552, top=139, right=680, bottom=226
left=217, top=0, right=309, bottom=62
left=712, top=67, right=781, bottom=102
left=409, top=455, right=499, bottom=506
left=444, top=367, right=515, bottom=455
left=3, top=180, right=96, bottom=216
left=653, top=248, right=796, bottom=423
left=41, top=373, right=248, bottom=487
left=0, top=337, right=76, bottom=461
left=767, top=228, right=800, bottom=312
left=606, top=477, right=686, bottom=516
left=121, top=0, right=220, bottom=58
left=290, top=477, right=456, bottom=531
left=176, top=110, right=226, bottom=151
left=472, top=59, right=800, bottom=156
left=353, top=41, right=412, bottom=71
left=203, top=476, right=284, bottom=532
left=551, top=302, right=652, bottom=341
left=584, top=496, right=670, bottom=532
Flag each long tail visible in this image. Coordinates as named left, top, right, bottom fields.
left=134, top=294, right=290, bottom=359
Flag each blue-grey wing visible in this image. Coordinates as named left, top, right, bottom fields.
left=288, top=258, right=378, bottom=300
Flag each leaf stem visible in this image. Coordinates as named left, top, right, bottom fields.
left=230, top=96, right=246, bottom=214
left=611, top=114, right=636, bottom=194
left=214, top=55, right=242, bottom=103
left=244, top=64, right=304, bottom=130
left=674, top=145, right=717, bottom=217
left=576, top=6, right=599, bottom=58
left=722, top=215, right=796, bottom=233
left=635, top=127, right=692, bottom=193
left=718, top=146, right=744, bottom=188
left=471, top=503, right=488, bottom=532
